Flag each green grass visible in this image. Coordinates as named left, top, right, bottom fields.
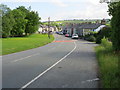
left=95, top=40, right=119, bottom=88
left=1, top=34, right=54, bottom=55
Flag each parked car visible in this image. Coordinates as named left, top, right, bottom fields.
left=72, top=34, right=79, bottom=39
left=65, top=34, right=69, bottom=37
left=56, top=31, right=59, bottom=34
left=56, top=31, right=63, bottom=35
left=59, top=31, right=63, bottom=35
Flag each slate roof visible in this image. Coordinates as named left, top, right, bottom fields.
left=78, top=23, right=101, bottom=29
left=62, top=23, right=102, bottom=30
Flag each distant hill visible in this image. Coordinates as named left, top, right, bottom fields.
left=42, top=19, right=110, bottom=25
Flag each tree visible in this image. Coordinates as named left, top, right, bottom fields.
left=25, top=11, right=40, bottom=35
left=11, top=9, right=27, bottom=36
left=0, top=4, right=11, bottom=16
left=16, top=6, right=29, bottom=14
left=0, top=4, right=15, bottom=37
left=108, top=1, right=120, bottom=51
left=1, top=4, right=41, bottom=37
left=2, top=11, right=15, bottom=37
left=16, top=6, right=41, bottom=35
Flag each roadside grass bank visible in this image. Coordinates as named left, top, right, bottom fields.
left=95, top=38, right=119, bottom=88
left=1, top=34, right=54, bottom=55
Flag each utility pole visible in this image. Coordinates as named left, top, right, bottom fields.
left=48, top=17, right=50, bottom=39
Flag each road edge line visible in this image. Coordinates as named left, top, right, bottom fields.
left=19, top=41, right=77, bottom=89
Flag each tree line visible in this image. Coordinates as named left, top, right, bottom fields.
left=0, top=4, right=41, bottom=38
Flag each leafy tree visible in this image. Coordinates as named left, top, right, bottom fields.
left=108, top=1, right=120, bottom=51
left=25, top=11, right=40, bottom=35
left=0, top=4, right=11, bottom=16
left=16, top=6, right=41, bottom=35
left=1, top=4, right=41, bottom=37
left=16, top=6, right=29, bottom=14
left=11, top=9, right=27, bottom=36
left=0, top=4, right=15, bottom=37
left=2, top=11, right=15, bottom=37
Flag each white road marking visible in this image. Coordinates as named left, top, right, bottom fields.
left=7, top=35, right=65, bottom=63
left=19, top=41, right=77, bottom=90
left=11, top=53, right=40, bottom=63
left=81, top=78, right=100, bottom=83
left=11, top=42, right=63, bottom=63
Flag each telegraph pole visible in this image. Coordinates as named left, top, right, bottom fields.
left=48, top=17, right=50, bottom=39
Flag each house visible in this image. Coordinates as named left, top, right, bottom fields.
left=62, top=22, right=106, bottom=37
left=62, top=23, right=81, bottom=36
left=77, top=23, right=102, bottom=36
left=38, top=25, right=58, bottom=34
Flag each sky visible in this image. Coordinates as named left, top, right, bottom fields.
left=0, top=0, right=111, bottom=21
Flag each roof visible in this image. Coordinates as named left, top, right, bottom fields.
left=62, top=23, right=102, bottom=30
left=40, top=25, right=56, bottom=28
left=79, top=23, right=101, bottom=29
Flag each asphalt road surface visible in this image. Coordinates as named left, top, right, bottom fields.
left=2, top=34, right=99, bottom=89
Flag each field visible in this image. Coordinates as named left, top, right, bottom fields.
left=1, top=34, right=54, bottom=55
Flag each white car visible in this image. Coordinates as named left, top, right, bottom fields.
left=72, top=34, right=79, bottom=39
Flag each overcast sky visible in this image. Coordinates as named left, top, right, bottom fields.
left=1, top=0, right=111, bottom=21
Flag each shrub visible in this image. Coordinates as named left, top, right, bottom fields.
left=84, top=34, right=96, bottom=42
left=96, top=26, right=111, bottom=44
left=101, top=37, right=112, bottom=50
left=87, top=35, right=96, bottom=42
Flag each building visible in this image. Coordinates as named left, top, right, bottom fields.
left=62, top=21, right=106, bottom=37
left=38, top=25, right=58, bottom=34
left=77, top=23, right=102, bottom=36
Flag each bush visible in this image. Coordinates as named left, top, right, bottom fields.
left=87, top=35, right=96, bottom=42
left=96, top=26, right=111, bottom=44
left=101, top=37, right=112, bottom=50
left=84, top=34, right=96, bottom=42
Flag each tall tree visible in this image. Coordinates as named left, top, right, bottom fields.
left=25, top=11, right=40, bottom=35
left=0, top=4, right=15, bottom=37
left=16, top=6, right=29, bottom=14
left=16, top=6, right=41, bottom=35
left=108, top=1, right=120, bottom=51
left=11, top=9, right=27, bottom=36
left=0, top=4, right=11, bottom=16
left=2, top=11, right=15, bottom=37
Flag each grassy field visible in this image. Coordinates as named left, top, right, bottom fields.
left=95, top=39, right=119, bottom=88
left=1, top=34, right=54, bottom=55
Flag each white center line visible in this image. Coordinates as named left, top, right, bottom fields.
left=19, top=41, right=77, bottom=90
left=11, top=53, right=40, bottom=63
left=11, top=41, right=63, bottom=63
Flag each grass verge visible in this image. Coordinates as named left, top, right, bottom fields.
left=1, top=34, right=54, bottom=55
left=95, top=38, right=119, bottom=88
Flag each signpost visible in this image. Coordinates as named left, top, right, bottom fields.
left=48, top=17, right=50, bottom=39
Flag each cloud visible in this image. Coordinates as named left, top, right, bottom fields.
left=51, top=0, right=68, bottom=7
left=50, top=2, right=111, bottom=21
left=1, top=0, right=68, bottom=7
left=1, top=0, right=111, bottom=21
left=0, top=0, right=49, bottom=2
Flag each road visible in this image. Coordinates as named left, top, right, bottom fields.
left=2, top=34, right=99, bottom=89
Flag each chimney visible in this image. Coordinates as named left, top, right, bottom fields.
left=101, top=19, right=106, bottom=25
